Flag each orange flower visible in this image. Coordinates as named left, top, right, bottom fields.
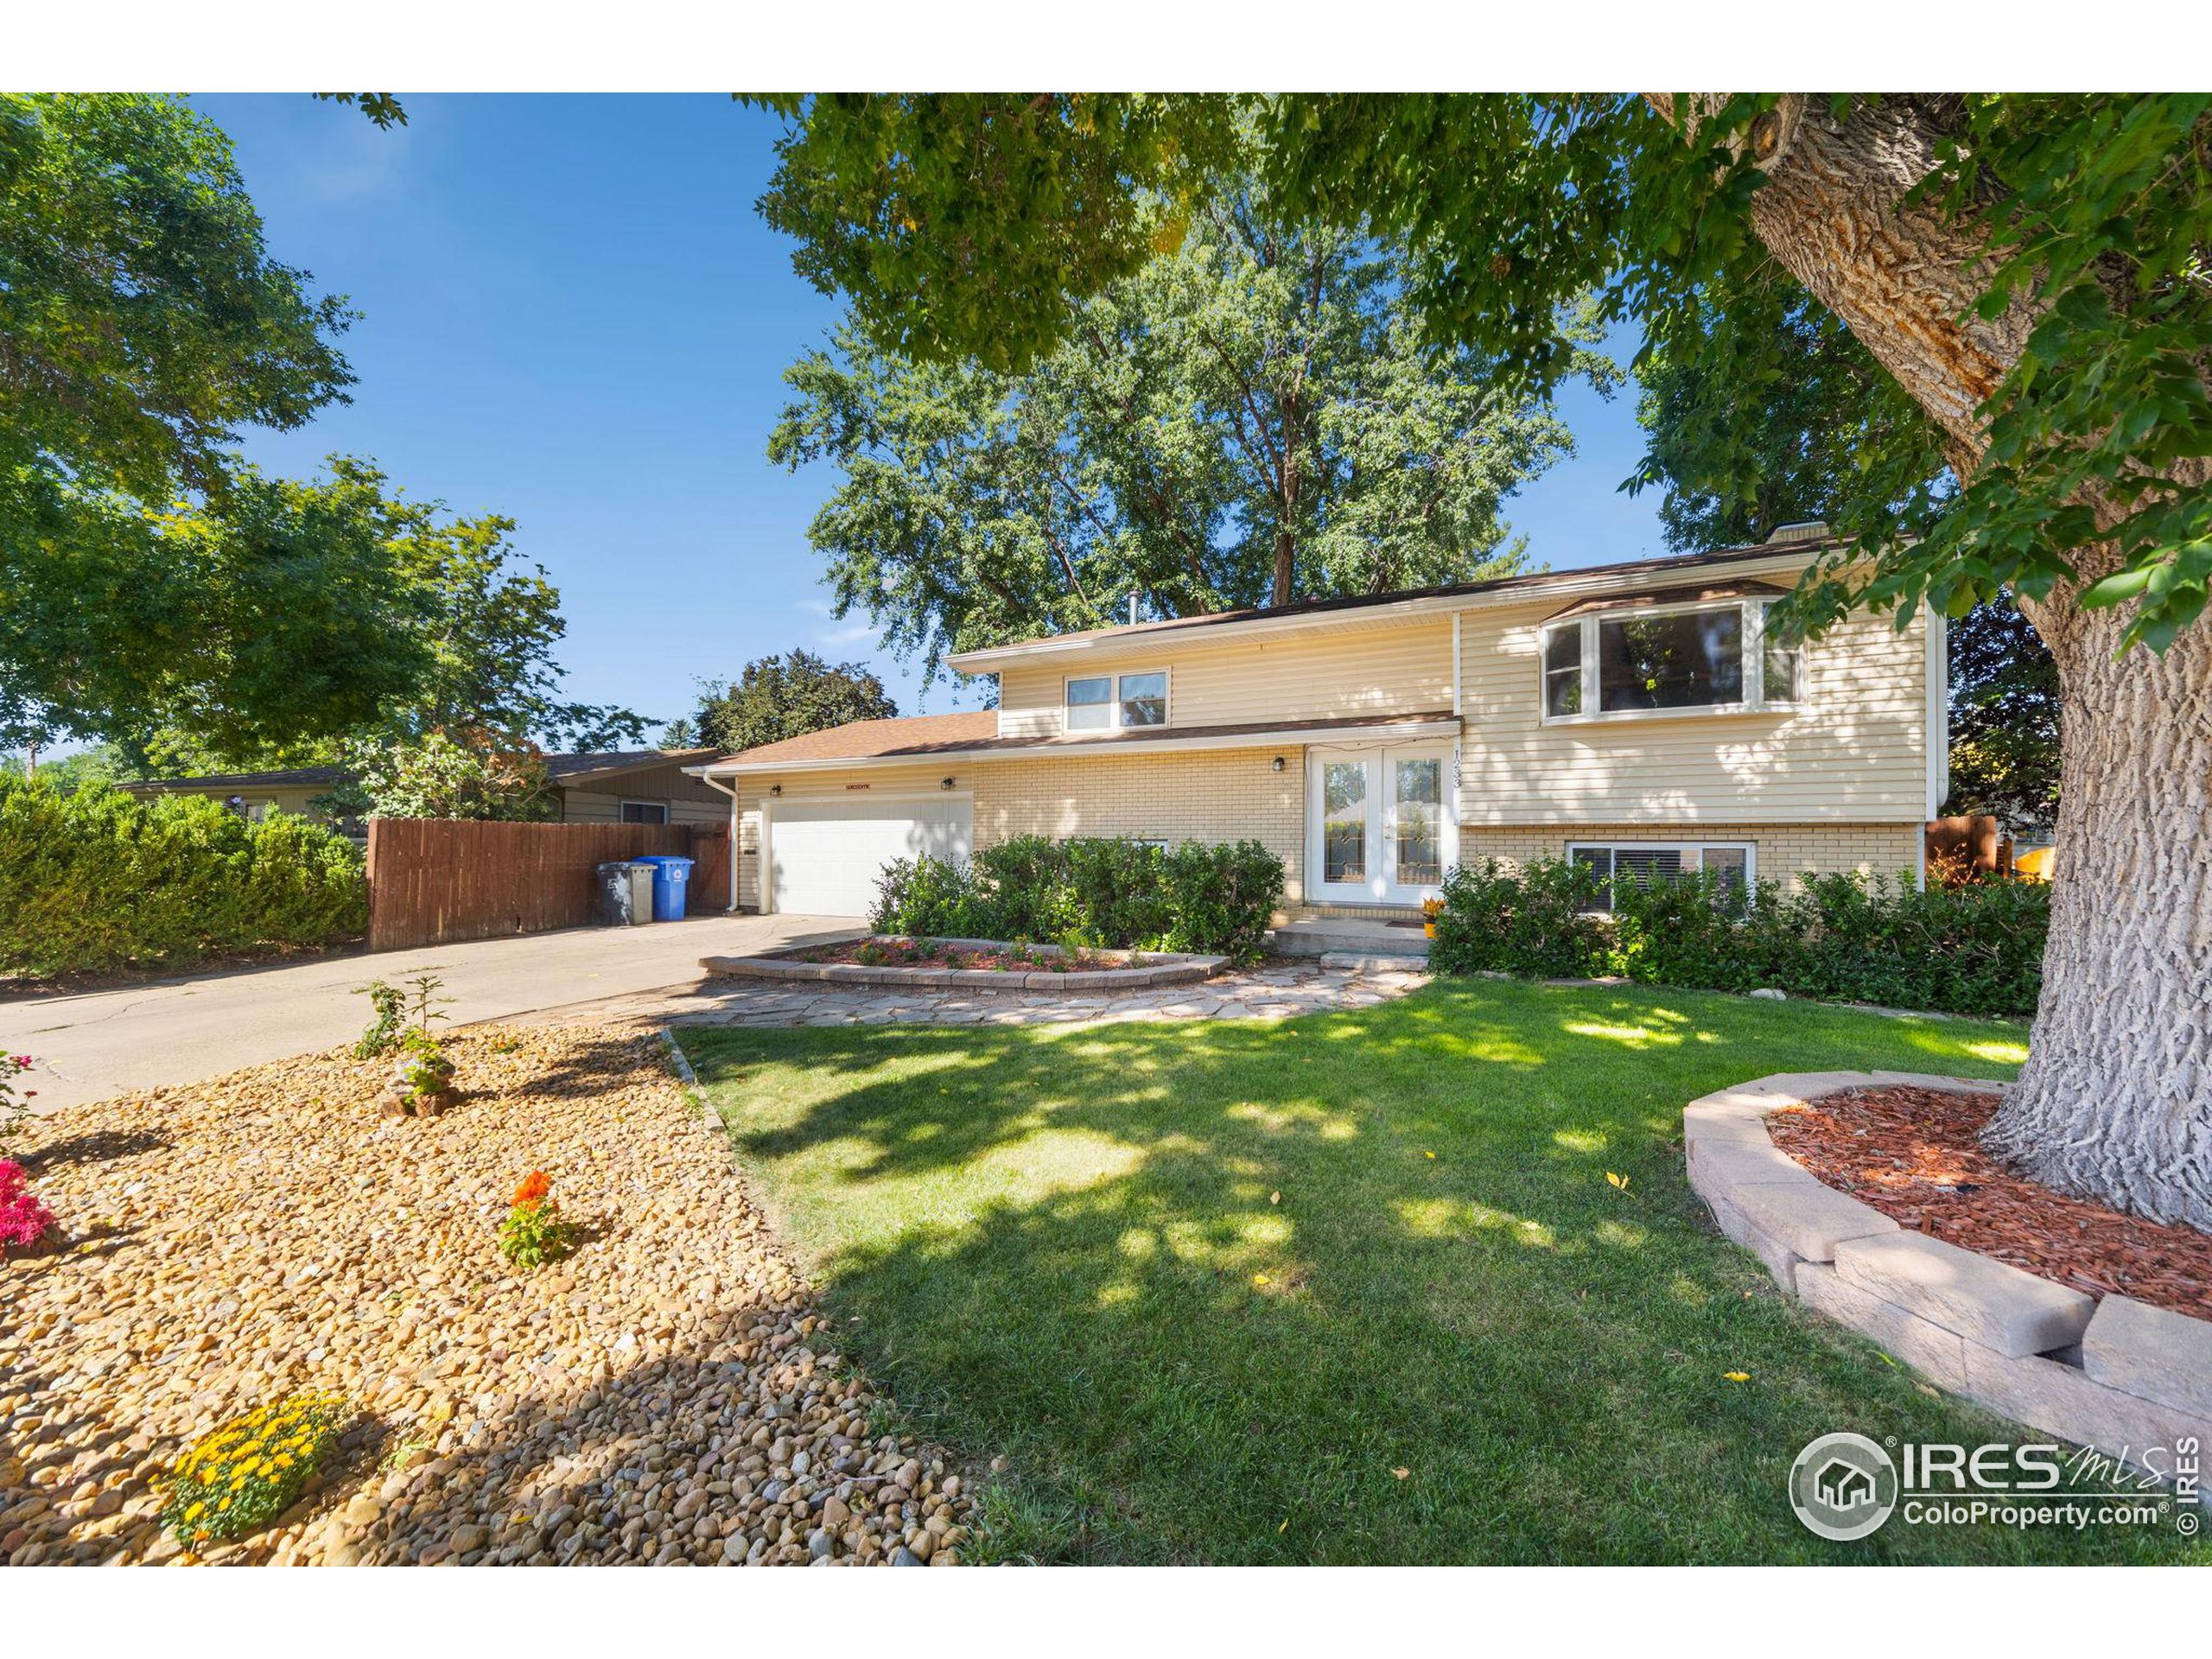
left=512, top=1171, right=551, bottom=1207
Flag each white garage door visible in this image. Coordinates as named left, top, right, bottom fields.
left=768, top=796, right=973, bottom=917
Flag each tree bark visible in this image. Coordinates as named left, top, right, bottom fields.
left=1660, top=93, right=2212, bottom=1224
left=1981, top=606, right=2212, bottom=1226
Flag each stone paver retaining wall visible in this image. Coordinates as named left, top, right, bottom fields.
left=518, top=962, right=1427, bottom=1034
left=702, top=937, right=1228, bottom=995
left=1687, top=1071, right=2211, bottom=1508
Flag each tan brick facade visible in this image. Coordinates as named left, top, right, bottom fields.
left=1457, top=821, right=1923, bottom=888
left=972, top=749, right=1310, bottom=905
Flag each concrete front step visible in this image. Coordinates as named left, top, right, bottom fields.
left=1318, top=950, right=1431, bottom=973
left=1270, top=915, right=1430, bottom=962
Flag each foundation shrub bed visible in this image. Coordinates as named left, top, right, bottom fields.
left=873, top=836, right=1284, bottom=961
left=1429, top=856, right=2047, bottom=1016
left=0, top=775, right=366, bottom=977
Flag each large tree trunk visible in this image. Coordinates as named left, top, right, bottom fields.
left=1661, top=93, right=2212, bottom=1225
left=1982, top=605, right=2212, bottom=1226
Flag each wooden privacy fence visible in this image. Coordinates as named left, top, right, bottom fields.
left=1923, top=814, right=2015, bottom=886
left=366, top=818, right=732, bottom=952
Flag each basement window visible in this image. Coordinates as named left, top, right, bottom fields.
left=1569, top=842, right=1754, bottom=912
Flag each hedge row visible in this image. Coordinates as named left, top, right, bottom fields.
left=0, top=777, right=368, bottom=978
left=1429, top=855, right=2047, bottom=1017
left=872, top=836, right=1287, bottom=962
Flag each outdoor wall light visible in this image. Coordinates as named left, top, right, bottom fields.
left=770, top=784, right=782, bottom=797
left=941, top=776, right=956, bottom=791
left=1271, top=755, right=1286, bottom=772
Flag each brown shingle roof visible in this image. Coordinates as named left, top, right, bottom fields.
left=711, top=711, right=1000, bottom=766
left=945, top=536, right=1845, bottom=665
left=1541, top=579, right=1790, bottom=624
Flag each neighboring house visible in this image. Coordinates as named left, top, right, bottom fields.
left=121, top=749, right=726, bottom=834
left=690, top=526, right=1946, bottom=921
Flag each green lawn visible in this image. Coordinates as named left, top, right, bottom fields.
left=680, top=979, right=2204, bottom=1565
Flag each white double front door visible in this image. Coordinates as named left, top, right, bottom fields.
left=1306, top=744, right=1456, bottom=906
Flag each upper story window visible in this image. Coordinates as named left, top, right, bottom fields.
left=1066, top=670, right=1169, bottom=732
left=1541, top=595, right=1803, bottom=722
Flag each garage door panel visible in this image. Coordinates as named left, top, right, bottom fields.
left=769, top=798, right=972, bottom=916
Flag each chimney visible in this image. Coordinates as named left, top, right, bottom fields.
left=1769, top=520, right=1831, bottom=544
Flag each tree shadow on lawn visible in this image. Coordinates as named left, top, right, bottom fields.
left=678, top=982, right=2193, bottom=1566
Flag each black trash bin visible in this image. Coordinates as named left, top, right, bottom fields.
left=595, top=860, right=656, bottom=925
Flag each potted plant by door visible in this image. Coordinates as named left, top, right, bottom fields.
left=1421, top=896, right=1445, bottom=939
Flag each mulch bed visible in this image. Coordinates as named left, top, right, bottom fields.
left=791, top=938, right=1128, bottom=974
left=1768, top=1085, right=2212, bottom=1319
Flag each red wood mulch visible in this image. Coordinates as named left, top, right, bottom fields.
left=1766, top=1086, right=2212, bottom=1320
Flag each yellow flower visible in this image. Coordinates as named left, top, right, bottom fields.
left=186, top=1502, right=206, bottom=1520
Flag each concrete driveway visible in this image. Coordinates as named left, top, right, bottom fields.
left=0, top=912, right=865, bottom=1114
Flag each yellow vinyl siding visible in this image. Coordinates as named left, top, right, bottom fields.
left=1456, top=598, right=1929, bottom=824
left=993, top=619, right=1452, bottom=736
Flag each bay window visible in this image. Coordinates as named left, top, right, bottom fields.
left=1540, top=597, right=1804, bottom=721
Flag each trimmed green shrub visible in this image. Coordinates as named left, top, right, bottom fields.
left=1430, top=854, right=2047, bottom=1017
left=1161, top=840, right=1299, bottom=962
left=0, top=776, right=367, bottom=978
left=1427, top=857, right=1613, bottom=979
left=871, top=836, right=1285, bottom=962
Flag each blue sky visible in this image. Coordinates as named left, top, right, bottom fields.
left=195, top=92, right=1666, bottom=737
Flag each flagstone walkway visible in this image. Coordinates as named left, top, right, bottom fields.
left=513, top=959, right=1430, bottom=1033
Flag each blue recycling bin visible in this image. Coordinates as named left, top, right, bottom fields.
left=636, top=855, right=694, bottom=921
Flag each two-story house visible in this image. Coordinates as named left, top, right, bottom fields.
left=689, top=526, right=1944, bottom=930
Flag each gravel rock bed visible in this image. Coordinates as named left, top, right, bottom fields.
left=0, top=1027, right=982, bottom=1566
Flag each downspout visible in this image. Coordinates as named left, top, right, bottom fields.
left=699, top=772, right=742, bottom=912
left=1921, top=611, right=1949, bottom=891
left=1451, top=612, right=1465, bottom=875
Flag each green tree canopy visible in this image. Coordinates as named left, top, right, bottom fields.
left=1942, top=593, right=2062, bottom=830
left=333, top=728, right=558, bottom=823
left=1628, top=260, right=1952, bottom=554
left=119, top=459, right=647, bottom=777
left=667, top=651, right=898, bottom=755
left=758, top=93, right=2212, bottom=653
left=0, top=93, right=381, bottom=752
left=769, top=178, right=1609, bottom=674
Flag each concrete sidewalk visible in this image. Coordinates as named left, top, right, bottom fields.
left=0, top=912, right=865, bottom=1113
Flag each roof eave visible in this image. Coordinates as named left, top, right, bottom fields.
left=688, top=714, right=1462, bottom=778
left=945, top=544, right=1840, bottom=672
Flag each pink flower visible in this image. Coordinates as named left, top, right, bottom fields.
left=0, top=1159, right=56, bottom=1251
